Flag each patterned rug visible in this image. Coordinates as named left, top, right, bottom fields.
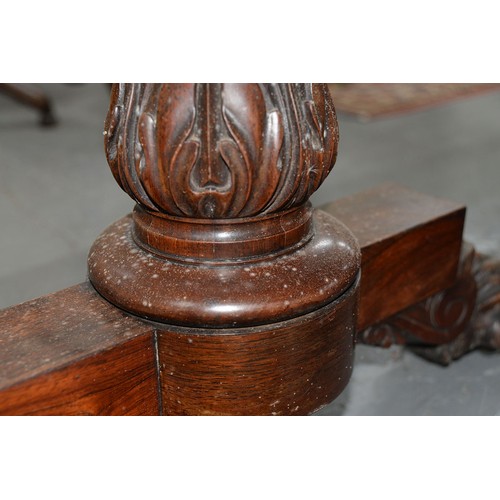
left=328, top=83, right=500, bottom=120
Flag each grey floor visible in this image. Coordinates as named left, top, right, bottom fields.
left=1, top=84, right=499, bottom=415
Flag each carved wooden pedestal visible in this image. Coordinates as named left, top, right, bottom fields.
left=88, top=84, right=361, bottom=415
left=1, top=83, right=498, bottom=416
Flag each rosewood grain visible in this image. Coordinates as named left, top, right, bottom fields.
left=0, top=185, right=488, bottom=414
left=157, top=277, right=359, bottom=416
left=92, top=84, right=352, bottom=326
left=359, top=243, right=476, bottom=347
left=321, top=183, right=466, bottom=330
left=0, top=283, right=158, bottom=415
left=104, top=84, right=338, bottom=219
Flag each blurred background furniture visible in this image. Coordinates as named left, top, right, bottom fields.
left=328, top=83, right=500, bottom=120
left=0, top=83, right=56, bottom=126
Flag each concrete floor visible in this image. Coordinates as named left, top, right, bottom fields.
left=1, top=84, right=499, bottom=415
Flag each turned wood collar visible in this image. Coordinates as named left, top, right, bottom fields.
left=131, top=203, right=314, bottom=263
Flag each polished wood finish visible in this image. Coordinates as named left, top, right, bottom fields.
left=359, top=243, right=476, bottom=347
left=87, top=83, right=361, bottom=415
left=89, top=210, right=359, bottom=328
left=0, top=283, right=158, bottom=415
left=0, top=181, right=490, bottom=414
left=158, top=278, right=358, bottom=415
left=412, top=251, right=500, bottom=365
left=92, top=84, right=354, bottom=326
left=0, top=83, right=493, bottom=415
left=104, top=84, right=338, bottom=219
left=321, top=183, right=465, bottom=330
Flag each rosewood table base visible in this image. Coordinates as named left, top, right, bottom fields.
left=0, top=82, right=498, bottom=415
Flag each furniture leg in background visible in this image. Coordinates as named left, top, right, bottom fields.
left=0, top=83, right=56, bottom=126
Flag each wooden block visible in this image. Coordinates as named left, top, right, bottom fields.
left=157, top=277, right=359, bottom=416
left=320, top=183, right=465, bottom=330
left=0, top=283, right=158, bottom=415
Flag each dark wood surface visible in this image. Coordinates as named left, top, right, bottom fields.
left=321, top=183, right=465, bottom=330
left=0, top=278, right=358, bottom=416
left=87, top=83, right=361, bottom=415
left=104, top=84, right=338, bottom=220
left=0, top=83, right=487, bottom=415
left=88, top=210, right=360, bottom=328
left=0, top=182, right=476, bottom=414
left=93, top=84, right=354, bottom=327
left=0, top=283, right=158, bottom=415
left=364, top=244, right=500, bottom=365
left=0, top=184, right=476, bottom=415
left=157, top=277, right=359, bottom=415
left=359, top=242, right=476, bottom=347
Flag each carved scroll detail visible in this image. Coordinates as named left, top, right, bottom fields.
left=359, top=244, right=500, bottom=364
left=412, top=251, right=500, bottom=365
left=104, top=84, right=338, bottom=218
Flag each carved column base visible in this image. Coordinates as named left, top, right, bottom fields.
left=88, top=207, right=360, bottom=414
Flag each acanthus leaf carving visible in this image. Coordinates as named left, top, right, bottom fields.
left=104, top=83, right=338, bottom=219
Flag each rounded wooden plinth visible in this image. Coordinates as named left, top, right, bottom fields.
left=88, top=209, right=360, bottom=328
left=157, top=275, right=359, bottom=415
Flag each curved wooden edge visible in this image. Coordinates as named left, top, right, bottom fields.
left=156, top=275, right=359, bottom=416
left=88, top=210, right=360, bottom=328
left=322, top=183, right=498, bottom=364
